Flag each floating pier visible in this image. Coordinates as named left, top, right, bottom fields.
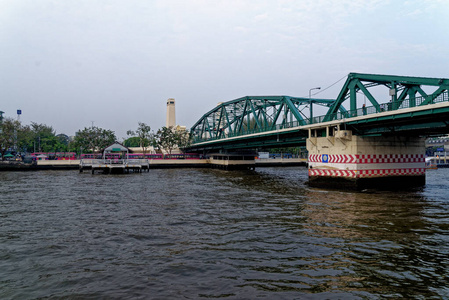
left=209, top=153, right=256, bottom=170
left=79, top=159, right=149, bottom=174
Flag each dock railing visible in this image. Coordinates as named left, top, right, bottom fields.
left=80, top=158, right=149, bottom=167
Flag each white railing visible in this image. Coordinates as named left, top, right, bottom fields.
left=80, top=158, right=149, bottom=166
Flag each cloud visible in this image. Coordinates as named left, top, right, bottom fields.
left=254, top=13, right=269, bottom=22
left=0, top=0, right=447, bottom=138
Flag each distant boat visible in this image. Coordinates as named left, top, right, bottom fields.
left=426, top=157, right=438, bottom=169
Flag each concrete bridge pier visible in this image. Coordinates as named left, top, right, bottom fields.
left=306, top=127, right=426, bottom=190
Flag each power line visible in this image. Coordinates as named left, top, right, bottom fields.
left=305, top=74, right=348, bottom=98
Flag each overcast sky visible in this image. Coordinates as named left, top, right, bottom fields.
left=1, top=0, right=448, bottom=139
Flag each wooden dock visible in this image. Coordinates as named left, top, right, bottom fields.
left=79, top=159, right=150, bottom=174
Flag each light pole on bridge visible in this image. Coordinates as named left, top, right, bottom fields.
left=309, top=87, right=321, bottom=123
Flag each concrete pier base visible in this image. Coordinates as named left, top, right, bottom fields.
left=307, top=130, right=426, bottom=190
left=308, top=174, right=425, bottom=190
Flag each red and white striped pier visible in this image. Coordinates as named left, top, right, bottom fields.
left=307, top=132, right=426, bottom=189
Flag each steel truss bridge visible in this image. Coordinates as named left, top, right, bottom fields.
left=188, top=73, right=449, bottom=152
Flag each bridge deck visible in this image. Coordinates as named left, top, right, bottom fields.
left=189, top=73, right=449, bottom=152
left=190, top=94, right=449, bottom=150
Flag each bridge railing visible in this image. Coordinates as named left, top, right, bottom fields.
left=191, top=91, right=449, bottom=144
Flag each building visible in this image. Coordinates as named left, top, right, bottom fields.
left=166, top=98, right=176, bottom=128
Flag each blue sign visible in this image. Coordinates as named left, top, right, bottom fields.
left=322, top=154, right=329, bottom=163
left=17, top=110, right=22, bottom=115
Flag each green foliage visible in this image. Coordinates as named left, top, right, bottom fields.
left=123, top=136, right=141, bottom=147
left=127, top=122, right=155, bottom=154
left=31, top=122, right=55, bottom=138
left=54, top=134, right=72, bottom=152
left=0, top=117, right=21, bottom=159
left=268, top=146, right=306, bottom=157
left=176, top=130, right=192, bottom=150
left=156, top=127, right=176, bottom=154
left=73, top=126, right=116, bottom=153
left=156, top=127, right=177, bottom=154
left=156, top=126, right=192, bottom=154
left=18, top=122, right=66, bottom=153
left=17, top=124, right=33, bottom=152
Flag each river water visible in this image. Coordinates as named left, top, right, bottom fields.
left=1, top=167, right=448, bottom=299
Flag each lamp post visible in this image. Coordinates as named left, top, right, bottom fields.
left=309, top=87, right=321, bottom=123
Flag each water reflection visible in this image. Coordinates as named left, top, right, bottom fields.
left=0, top=168, right=448, bottom=299
left=213, top=168, right=449, bottom=297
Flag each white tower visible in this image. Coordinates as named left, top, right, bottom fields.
left=166, top=98, right=176, bottom=128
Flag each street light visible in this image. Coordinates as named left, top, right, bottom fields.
left=309, top=87, right=321, bottom=123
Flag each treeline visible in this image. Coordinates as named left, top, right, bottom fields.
left=0, top=117, right=190, bottom=160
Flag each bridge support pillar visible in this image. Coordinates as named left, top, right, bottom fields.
left=307, top=130, right=425, bottom=190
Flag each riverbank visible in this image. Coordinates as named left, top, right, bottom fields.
left=0, top=160, right=79, bottom=171
left=0, top=161, right=40, bottom=171
left=0, top=158, right=307, bottom=171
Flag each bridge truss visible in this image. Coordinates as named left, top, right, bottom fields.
left=323, top=73, right=449, bottom=122
left=189, top=73, right=449, bottom=149
left=190, top=96, right=346, bottom=142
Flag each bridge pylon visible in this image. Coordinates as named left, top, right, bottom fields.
left=307, top=127, right=425, bottom=190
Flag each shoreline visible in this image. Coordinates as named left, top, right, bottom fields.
left=0, top=158, right=307, bottom=171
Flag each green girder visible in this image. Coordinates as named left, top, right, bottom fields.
left=190, top=95, right=345, bottom=143
left=189, top=73, right=449, bottom=148
left=323, top=73, right=449, bottom=121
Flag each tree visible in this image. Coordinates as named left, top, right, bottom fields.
left=31, top=122, right=56, bottom=152
left=176, top=129, right=192, bottom=150
left=55, top=134, right=71, bottom=152
left=73, top=126, right=116, bottom=153
left=127, top=122, right=154, bottom=154
left=56, top=133, right=69, bottom=146
left=18, top=122, right=58, bottom=153
left=123, top=136, right=140, bottom=147
left=156, top=126, right=192, bottom=155
left=156, top=126, right=178, bottom=155
left=0, top=119, right=70, bottom=155
left=0, top=118, right=21, bottom=159
left=17, top=124, right=33, bottom=152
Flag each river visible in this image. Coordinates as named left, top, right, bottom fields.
left=1, top=167, right=448, bottom=299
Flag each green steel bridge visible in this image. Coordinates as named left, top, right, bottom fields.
left=188, top=73, right=449, bottom=152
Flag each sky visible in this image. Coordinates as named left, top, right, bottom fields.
left=1, top=0, right=448, bottom=139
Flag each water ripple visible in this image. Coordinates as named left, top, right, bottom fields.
left=0, top=168, right=448, bottom=299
